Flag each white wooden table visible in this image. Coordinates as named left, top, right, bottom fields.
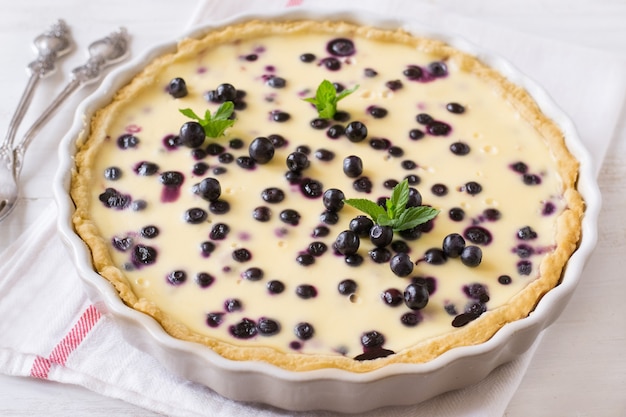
left=1, top=1, right=624, bottom=416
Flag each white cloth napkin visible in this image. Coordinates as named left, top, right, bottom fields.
left=0, top=1, right=624, bottom=416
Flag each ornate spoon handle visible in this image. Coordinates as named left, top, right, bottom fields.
left=1, top=20, right=72, bottom=153
left=12, top=27, right=130, bottom=174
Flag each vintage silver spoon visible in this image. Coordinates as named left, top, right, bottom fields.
left=0, top=26, right=130, bottom=222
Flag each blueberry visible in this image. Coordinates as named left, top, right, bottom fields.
left=498, top=275, right=512, bottom=285
left=483, top=208, right=501, bottom=221
left=252, top=206, right=271, bottom=222
left=464, top=283, right=490, bottom=303
left=327, top=38, right=355, bottom=56
left=296, top=284, right=317, bottom=299
left=398, top=226, right=422, bottom=241
left=257, top=317, right=281, bottom=336
left=261, top=187, right=285, bottom=203
left=407, top=187, right=422, bottom=207
left=361, top=331, right=385, bottom=349
left=195, top=272, right=215, bottom=288
left=442, top=233, right=465, bottom=258
left=132, top=244, right=157, bottom=265
left=391, top=240, right=410, bottom=253
left=242, top=267, right=264, bottom=281
left=450, top=142, right=470, bottom=155
left=515, top=244, right=534, bottom=258
left=345, top=121, right=368, bottom=142
left=236, top=156, right=256, bottom=170
left=229, top=318, right=257, bottom=339
left=390, top=253, right=414, bottom=277
left=326, top=124, right=345, bottom=138
left=194, top=177, right=221, bottom=202
left=403, top=65, right=423, bottom=80
left=349, top=216, right=374, bottom=237
left=167, top=270, right=187, bottom=285
left=338, top=279, right=357, bottom=295
left=428, top=61, right=447, bottom=77
left=353, top=176, right=373, bottom=193
left=517, top=260, right=532, bottom=275
left=427, top=121, right=451, bottom=136
left=431, top=183, right=448, bottom=196
left=388, top=146, right=404, bottom=157
left=464, top=226, right=492, bottom=245
left=279, top=209, right=301, bottom=225
left=319, top=210, right=339, bottom=225
left=206, top=312, right=224, bottom=328
left=369, top=137, right=391, bottom=150
left=333, top=111, right=351, bottom=122
left=206, top=142, right=225, bottom=155
left=369, top=225, right=393, bottom=247
left=215, top=83, right=237, bottom=102
left=224, top=298, right=243, bottom=312
left=369, top=247, right=392, bottom=263
left=385, top=80, right=403, bottom=91
left=446, top=102, right=465, bottom=114
left=179, top=121, right=206, bottom=148
left=464, top=181, right=482, bottom=195
left=209, top=199, right=230, bottom=215
left=229, top=138, right=244, bottom=149
left=315, top=148, right=335, bottom=161
left=409, top=129, right=425, bottom=140
left=368, top=106, right=388, bottom=118
left=140, top=225, right=159, bottom=239
left=334, top=230, right=360, bottom=255
left=112, top=236, right=133, bottom=252
left=404, top=283, right=429, bottom=310
left=104, top=166, right=122, bottom=180
left=167, top=77, right=187, bottom=98
left=300, top=178, right=324, bottom=198
left=416, top=113, right=433, bottom=125
left=200, top=241, right=216, bottom=257
left=131, top=200, right=147, bottom=211
left=296, top=253, right=315, bottom=266
left=401, top=160, right=417, bottom=170
left=312, top=225, right=330, bottom=238
left=159, top=171, right=184, bottom=186
left=98, top=188, right=131, bottom=209
left=321, top=57, right=341, bottom=71
left=323, top=188, right=345, bottom=212
left=343, top=155, right=363, bottom=178
left=300, top=53, right=316, bottom=63
left=209, top=223, right=230, bottom=240
left=523, top=173, right=542, bottom=185
left=266, top=76, right=286, bottom=88
left=461, top=245, right=483, bottom=267
left=401, top=312, right=422, bottom=327
left=286, top=151, right=309, bottom=172
left=184, top=208, right=207, bottom=224
left=517, top=226, right=538, bottom=240
left=510, top=162, right=528, bottom=174
left=383, top=179, right=399, bottom=190
left=423, top=248, right=447, bottom=265
left=232, top=248, right=251, bottom=262
left=381, top=288, right=403, bottom=306
left=344, top=253, right=364, bottom=267
left=117, top=134, right=139, bottom=149
left=364, top=68, right=378, bottom=77
left=267, top=280, right=285, bottom=294
left=294, top=322, right=315, bottom=340
left=218, top=153, right=234, bottom=164
left=248, top=136, right=275, bottom=164
left=449, top=207, right=465, bottom=221
left=307, top=241, right=328, bottom=257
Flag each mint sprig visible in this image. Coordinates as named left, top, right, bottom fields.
left=179, top=102, right=235, bottom=138
left=303, top=79, right=359, bottom=119
left=344, top=179, right=439, bottom=232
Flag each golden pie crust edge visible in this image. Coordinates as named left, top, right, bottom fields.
left=70, top=20, right=585, bottom=373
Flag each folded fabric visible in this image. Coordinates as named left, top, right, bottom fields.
left=1, top=0, right=624, bottom=416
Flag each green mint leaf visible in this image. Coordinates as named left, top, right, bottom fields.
left=213, top=101, right=234, bottom=120
left=394, top=207, right=440, bottom=232
left=203, top=119, right=235, bottom=138
left=179, top=102, right=235, bottom=138
left=343, top=198, right=386, bottom=221
left=377, top=213, right=394, bottom=227
left=303, top=79, right=359, bottom=119
left=179, top=108, right=201, bottom=121
left=389, top=179, right=409, bottom=217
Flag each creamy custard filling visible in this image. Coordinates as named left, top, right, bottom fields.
left=72, top=21, right=582, bottom=370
